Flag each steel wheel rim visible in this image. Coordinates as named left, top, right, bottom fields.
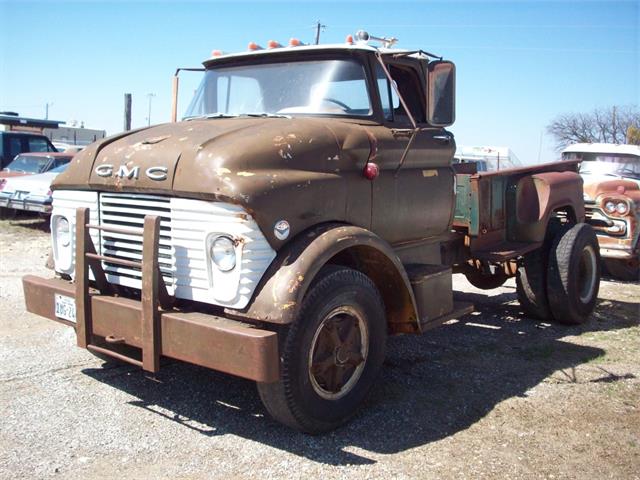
left=308, top=306, right=369, bottom=400
left=578, top=245, right=597, bottom=303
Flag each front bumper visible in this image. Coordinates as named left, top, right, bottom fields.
left=22, top=275, right=280, bottom=382
left=586, top=206, right=637, bottom=260
left=0, top=197, right=51, bottom=213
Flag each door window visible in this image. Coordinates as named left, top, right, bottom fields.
left=376, top=63, right=425, bottom=124
left=28, top=137, right=51, bottom=152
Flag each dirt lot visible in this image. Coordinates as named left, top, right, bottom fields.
left=1, top=214, right=638, bottom=480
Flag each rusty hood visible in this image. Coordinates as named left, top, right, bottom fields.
left=583, top=177, right=640, bottom=203
left=54, top=117, right=370, bottom=197
left=52, top=117, right=373, bottom=246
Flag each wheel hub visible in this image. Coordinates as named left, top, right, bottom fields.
left=308, top=306, right=369, bottom=400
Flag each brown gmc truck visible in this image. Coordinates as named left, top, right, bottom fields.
left=23, top=33, right=601, bottom=433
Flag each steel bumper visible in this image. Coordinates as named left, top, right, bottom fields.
left=22, top=275, right=280, bottom=383
left=0, top=197, right=51, bottom=212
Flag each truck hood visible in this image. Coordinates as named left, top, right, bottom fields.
left=53, top=117, right=371, bottom=202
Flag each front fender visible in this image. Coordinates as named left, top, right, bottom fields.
left=225, top=223, right=419, bottom=330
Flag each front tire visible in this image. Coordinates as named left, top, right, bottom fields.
left=547, top=223, right=600, bottom=324
left=257, top=266, right=387, bottom=434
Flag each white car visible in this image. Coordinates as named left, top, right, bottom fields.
left=0, top=163, right=68, bottom=214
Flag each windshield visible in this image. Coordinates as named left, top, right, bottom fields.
left=184, top=59, right=372, bottom=119
left=563, top=152, right=640, bottom=180
left=3, top=155, right=50, bottom=173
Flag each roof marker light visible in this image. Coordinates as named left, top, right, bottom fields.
left=267, top=40, right=282, bottom=49
left=248, top=42, right=263, bottom=51
left=211, top=50, right=224, bottom=57
left=288, top=38, right=302, bottom=47
left=345, top=34, right=354, bottom=45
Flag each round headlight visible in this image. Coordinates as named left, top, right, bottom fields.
left=210, top=236, right=236, bottom=272
left=604, top=201, right=616, bottom=214
left=55, top=217, right=70, bottom=247
left=616, top=201, right=629, bottom=215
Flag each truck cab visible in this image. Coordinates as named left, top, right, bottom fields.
left=23, top=33, right=599, bottom=433
left=563, top=143, right=640, bottom=280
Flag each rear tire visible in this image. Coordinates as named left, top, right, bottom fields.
left=516, top=247, right=552, bottom=320
left=257, top=266, right=387, bottom=434
left=547, top=223, right=600, bottom=324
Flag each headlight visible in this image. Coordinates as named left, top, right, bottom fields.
left=54, top=216, right=71, bottom=247
left=210, top=236, right=236, bottom=272
left=616, top=201, right=629, bottom=215
left=604, top=201, right=616, bottom=213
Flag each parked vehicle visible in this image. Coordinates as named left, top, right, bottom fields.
left=23, top=33, right=600, bottom=433
left=0, top=131, right=57, bottom=169
left=562, top=143, right=640, bottom=281
left=0, top=152, right=74, bottom=179
left=53, top=142, right=85, bottom=154
left=0, top=163, right=67, bottom=214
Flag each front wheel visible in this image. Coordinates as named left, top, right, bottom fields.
left=547, top=223, right=601, bottom=324
left=257, top=266, right=387, bottom=434
left=604, top=258, right=640, bottom=282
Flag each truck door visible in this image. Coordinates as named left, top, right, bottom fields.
left=370, top=61, right=455, bottom=244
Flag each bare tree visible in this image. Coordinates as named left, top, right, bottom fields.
left=547, top=105, right=640, bottom=150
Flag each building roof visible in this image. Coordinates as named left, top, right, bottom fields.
left=0, top=114, right=63, bottom=129
left=562, top=143, right=640, bottom=156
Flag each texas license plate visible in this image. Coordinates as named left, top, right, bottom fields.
left=54, top=294, right=76, bottom=323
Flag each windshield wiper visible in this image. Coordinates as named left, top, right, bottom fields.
left=239, top=113, right=291, bottom=119
left=185, top=113, right=238, bottom=121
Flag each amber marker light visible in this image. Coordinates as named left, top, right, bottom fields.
left=267, top=40, right=282, bottom=49
left=345, top=34, right=354, bottom=45
left=248, top=42, right=262, bottom=51
left=211, top=50, right=223, bottom=57
left=289, top=38, right=302, bottom=47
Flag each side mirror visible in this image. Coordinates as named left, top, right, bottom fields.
left=427, top=61, right=456, bottom=127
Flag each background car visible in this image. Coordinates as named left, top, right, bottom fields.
left=0, top=131, right=57, bottom=169
left=0, top=163, right=68, bottom=215
left=0, top=152, right=74, bottom=180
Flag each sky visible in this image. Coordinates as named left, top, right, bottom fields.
left=0, top=0, right=638, bottom=164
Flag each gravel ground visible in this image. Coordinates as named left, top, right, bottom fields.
left=1, top=215, right=639, bottom=479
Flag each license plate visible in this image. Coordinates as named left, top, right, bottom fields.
left=54, top=294, right=76, bottom=323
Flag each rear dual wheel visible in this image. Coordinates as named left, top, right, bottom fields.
left=257, top=266, right=387, bottom=434
left=517, top=223, right=600, bottom=324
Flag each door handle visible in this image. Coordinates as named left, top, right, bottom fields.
left=433, top=134, right=451, bottom=144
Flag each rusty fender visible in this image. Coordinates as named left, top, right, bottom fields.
left=511, top=170, right=585, bottom=243
left=226, top=223, right=420, bottom=333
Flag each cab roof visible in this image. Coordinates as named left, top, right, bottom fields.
left=562, top=143, right=640, bottom=157
left=202, top=43, right=420, bottom=67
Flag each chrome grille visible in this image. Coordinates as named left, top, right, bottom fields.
left=99, top=193, right=175, bottom=291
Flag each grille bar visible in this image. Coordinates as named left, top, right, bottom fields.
left=99, top=193, right=175, bottom=291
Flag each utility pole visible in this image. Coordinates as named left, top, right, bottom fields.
left=124, top=93, right=132, bottom=131
left=146, top=93, right=156, bottom=126
left=314, top=20, right=326, bottom=45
